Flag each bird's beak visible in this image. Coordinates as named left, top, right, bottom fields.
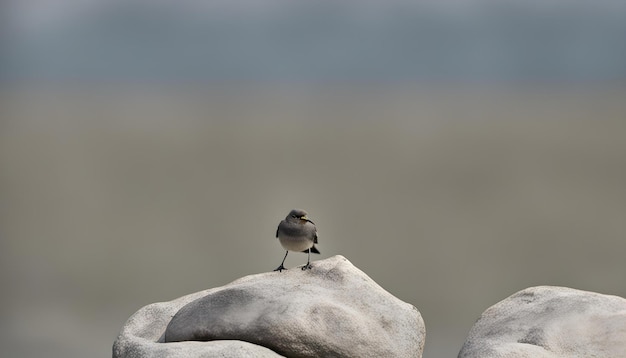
left=301, top=215, right=309, bottom=220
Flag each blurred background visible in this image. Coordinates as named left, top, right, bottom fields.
left=1, top=1, right=625, bottom=357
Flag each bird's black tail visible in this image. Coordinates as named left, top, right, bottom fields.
left=304, top=245, right=320, bottom=254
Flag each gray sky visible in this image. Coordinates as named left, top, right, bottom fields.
left=4, top=0, right=626, bottom=82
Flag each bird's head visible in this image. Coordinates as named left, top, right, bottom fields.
left=287, top=209, right=309, bottom=221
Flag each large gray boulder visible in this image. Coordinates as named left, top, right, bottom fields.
left=458, top=286, right=626, bottom=358
left=113, top=255, right=425, bottom=358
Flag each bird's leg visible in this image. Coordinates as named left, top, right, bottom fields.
left=274, top=251, right=289, bottom=272
left=301, top=248, right=312, bottom=270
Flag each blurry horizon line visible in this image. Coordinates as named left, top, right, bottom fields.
left=2, top=78, right=626, bottom=90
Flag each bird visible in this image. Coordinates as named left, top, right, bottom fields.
left=274, top=209, right=320, bottom=272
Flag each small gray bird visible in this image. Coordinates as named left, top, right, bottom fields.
left=274, top=209, right=320, bottom=272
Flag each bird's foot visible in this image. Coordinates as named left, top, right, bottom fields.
left=301, top=263, right=312, bottom=270
left=274, top=264, right=287, bottom=272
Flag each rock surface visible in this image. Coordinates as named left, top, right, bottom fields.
left=458, top=286, right=626, bottom=358
left=113, top=255, right=425, bottom=358
left=112, top=288, right=282, bottom=358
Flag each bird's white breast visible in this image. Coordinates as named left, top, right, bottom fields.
left=278, top=234, right=314, bottom=252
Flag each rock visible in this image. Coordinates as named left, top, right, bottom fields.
left=112, top=289, right=282, bottom=358
left=458, top=286, right=626, bottom=358
left=113, top=255, right=425, bottom=358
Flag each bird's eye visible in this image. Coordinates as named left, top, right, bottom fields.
left=291, top=215, right=297, bottom=218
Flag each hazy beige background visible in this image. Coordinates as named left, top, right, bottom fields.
left=1, top=85, right=625, bottom=357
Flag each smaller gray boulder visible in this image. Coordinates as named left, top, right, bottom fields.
left=113, top=255, right=424, bottom=358
left=458, top=286, right=626, bottom=358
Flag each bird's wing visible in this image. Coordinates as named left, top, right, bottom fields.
left=301, top=218, right=318, bottom=243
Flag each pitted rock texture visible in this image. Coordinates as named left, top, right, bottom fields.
left=458, top=286, right=626, bottom=358
left=113, top=255, right=425, bottom=358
